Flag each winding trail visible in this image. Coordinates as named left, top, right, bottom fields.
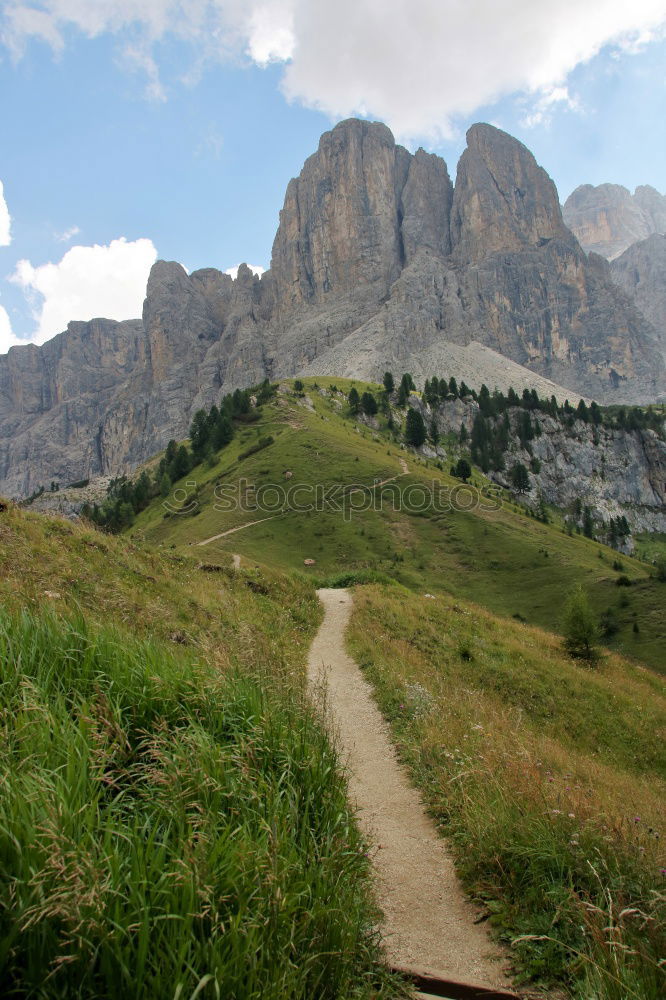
left=197, top=513, right=287, bottom=548
left=308, top=588, right=510, bottom=989
left=197, top=459, right=411, bottom=549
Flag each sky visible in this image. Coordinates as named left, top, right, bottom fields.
left=1, top=0, right=665, bottom=352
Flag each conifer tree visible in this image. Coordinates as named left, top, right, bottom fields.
left=405, top=407, right=426, bottom=447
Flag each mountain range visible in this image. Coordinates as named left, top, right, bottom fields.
left=1, top=119, right=665, bottom=498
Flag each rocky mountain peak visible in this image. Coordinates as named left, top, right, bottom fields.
left=563, top=183, right=666, bottom=259
left=634, top=185, right=666, bottom=233
left=450, top=123, right=573, bottom=262
left=270, top=118, right=412, bottom=313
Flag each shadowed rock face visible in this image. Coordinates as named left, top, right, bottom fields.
left=2, top=119, right=665, bottom=496
left=610, top=234, right=666, bottom=347
left=563, top=183, right=666, bottom=260
left=451, top=124, right=574, bottom=261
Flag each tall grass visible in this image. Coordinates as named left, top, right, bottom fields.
left=348, top=585, right=666, bottom=999
left=0, top=610, right=398, bottom=999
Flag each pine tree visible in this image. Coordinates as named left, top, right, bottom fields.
left=360, top=391, right=378, bottom=415
left=562, top=586, right=599, bottom=662
left=212, top=413, right=233, bottom=450
left=576, top=399, right=590, bottom=423
left=189, top=409, right=211, bottom=457
left=453, top=458, right=471, bottom=482
left=397, top=373, right=415, bottom=406
left=478, top=384, right=493, bottom=416
left=132, top=471, right=152, bottom=510
left=159, top=472, right=172, bottom=498
left=383, top=371, right=395, bottom=394
left=583, top=505, right=595, bottom=539
left=405, top=407, right=426, bottom=447
left=397, top=380, right=409, bottom=407
left=511, top=463, right=530, bottom=493
left=348, top=387, right=360, bottom=414
left=170, top=446, right=192, bottom=482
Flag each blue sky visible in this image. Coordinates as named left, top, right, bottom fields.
left=0, top=1, right=664, bottom=350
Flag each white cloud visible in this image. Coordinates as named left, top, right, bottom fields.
left=56, top=224, right=80, bottom=242
left=10, top=237, right=158, bottom=345
left=278, top=0, right=666, bottom=142
left=224, top=263, right=265, bottom=280
left=0, top=304, right=25, bottom=353
left=0, top=181, right=11, bottom=247
left=2, top=2, right=666, bottom=140
left=247, top=2, right=294, bottom=65
left=520, top=86, right=583, bottom=129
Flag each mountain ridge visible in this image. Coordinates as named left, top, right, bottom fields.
left=2, top=118, right=665, bottom=497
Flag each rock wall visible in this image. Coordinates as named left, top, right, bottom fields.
left=407, top=392, right=666, bottom=534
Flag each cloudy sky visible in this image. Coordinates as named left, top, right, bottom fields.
left=1, top=0, right=665, bottom=352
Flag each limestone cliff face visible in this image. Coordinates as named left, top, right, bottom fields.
left=2, top=118, right=666, bottom=497
left=610, top=234, right=666, bottom=347
left=271, top=120, right=409, bottom=310
left=272, top=120, right=664, bottom=403
left=451, top=124, right=573, bottom=261
left=267, top=120, right=453, bottom=368
left=513, top=418, right=666, bottom=534
left=443, top=127, right=662, bottom=400
left=563, top=183, right=666, bottom=260
left=409, top=393, right=666, bottom=534
left=0, top=262, right=272, bottom=497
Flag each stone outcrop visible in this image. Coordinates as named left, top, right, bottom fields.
left=2, top=118, right=666, bottom=497
left=511, top=418, right=666, bottom=535
left=563, top=183, right=666, bottom=260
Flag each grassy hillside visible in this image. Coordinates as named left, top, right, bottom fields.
left=0, top=507, right=403, bottom=999
left=132, top=378, right=665, bottom=673
left=348, top=584, right=665, bottom=999
left=5, top=373, right=665, bottom=998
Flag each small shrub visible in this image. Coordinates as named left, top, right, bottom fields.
left=458, top=640, right=473, bottom=661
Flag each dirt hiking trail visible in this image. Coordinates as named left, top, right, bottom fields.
left=197, top=459, right=410, bottom=548
left=308, top=588, right=511, bottom=990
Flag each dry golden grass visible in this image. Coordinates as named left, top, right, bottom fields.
left=0, top=503, right=320, bottom=680
left=348, top=584, right=665, bottom=997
